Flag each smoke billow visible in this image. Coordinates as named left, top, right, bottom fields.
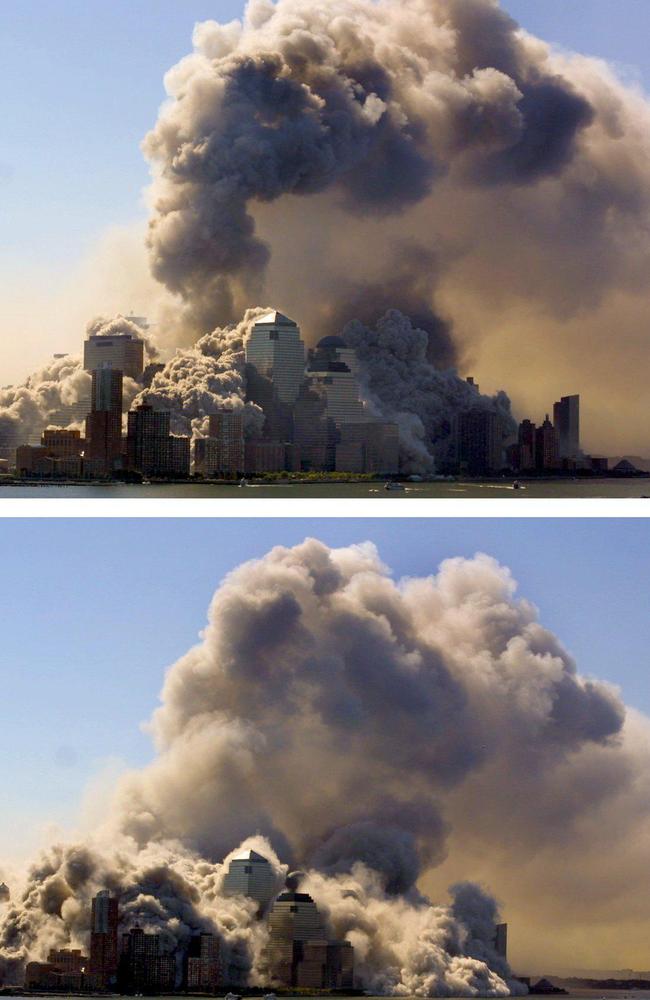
left=0, top=356, right=91, bottom=456
left=132, top=308, right=266, bottom=439
left=136, top=0, right=650, bottom=453
left=4, top=539, right=649, bottom=989
left=343, top=309, right=516, bottom=472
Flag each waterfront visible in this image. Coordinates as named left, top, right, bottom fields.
left=0, top=479, right=648, bottom=500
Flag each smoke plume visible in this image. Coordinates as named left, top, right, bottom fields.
left=136, top=0, right=650, bottom=453
left=4, top=539, right=650, bottom=988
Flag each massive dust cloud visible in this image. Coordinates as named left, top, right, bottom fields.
left=4, top=0, right=650, bottom=454
left=3, top=539, right=650, bottom=989
left=139, top=0, right=650, bottom=451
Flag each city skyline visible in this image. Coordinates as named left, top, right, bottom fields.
left=1, top=521, right=650, bottom=978
left=1, top=1, right=650, bottom=456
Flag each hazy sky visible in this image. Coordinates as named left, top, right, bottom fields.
left=1, top=0, right=650, bottom=383
left=0, top=517, right=648, bottom=863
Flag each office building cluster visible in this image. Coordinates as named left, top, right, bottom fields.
left=7, top=310, right=599, bottom=480
left=22, top=851, right=355, bottom=994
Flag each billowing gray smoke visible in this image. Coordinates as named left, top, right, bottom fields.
left=139, top=0, right=650, bottom=453
left=3, top=539, right=644, bottom=992
left=86, top=315, right=159, bottom=361
left=132, top=308, right=266, bottom=438
left=343, top=309, right=515, bottom=471
left=143, top=0, right=592, bottom=347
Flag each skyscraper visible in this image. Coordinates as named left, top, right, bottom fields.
left=184, top=933, right=220, bottom=992
left=126, top=405, right=170, bottom=476
left=222, top=849, right=277, bottom=910
left=89, top=890, right=119, bottom=990
left=84, top=332, right=145, bottom=381
left=453, top=409, right=504, bottom=475
left=118, top=927, right=175, bottom=994
left=245, top=311, right=305, bottom=405
left=553, top=394, right=580, bottom=459
left=85, top=364, right=124, bottom=476
left=266, top=884, right=353, bottom=990
left=306, top=336, right=366, bottom=426
left=535, top=414, right=560, bottom=470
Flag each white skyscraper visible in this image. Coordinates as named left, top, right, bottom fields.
left=222, top=849, right=277, bottom=909
left=245, top=311, right=306, bottom=405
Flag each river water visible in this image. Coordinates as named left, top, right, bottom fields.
left=0, top=479, right=648, bottom=500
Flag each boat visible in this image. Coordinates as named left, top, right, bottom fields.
left=224, top=993, right=242, bottom=1000
left=263, top=993, right=277, bottom=1000
left=384, top=481, right=405, bottom=491
left=513, top=480, right=522, bottom=490
left=238, top=478, right=249, bottom=488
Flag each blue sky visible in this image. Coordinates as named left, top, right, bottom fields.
left=0, top=518, right=648, bottom=862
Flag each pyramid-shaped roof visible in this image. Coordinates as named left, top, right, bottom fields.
left=254, top=310, right=297, bottom=327
left=230, top=848, right=270, bottom=863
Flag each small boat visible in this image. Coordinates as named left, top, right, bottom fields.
left=513, top=480, right=522, bottom=490
left=238, top=478, right=249, bottom=488
left=263, top=994, right=277, bottom=1000
left=384, top=481, right=405, bottom=491
left=225, top=993, right=242, bottom=1000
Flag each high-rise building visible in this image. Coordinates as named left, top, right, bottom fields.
left=127, top=405, right=170, bottom=475
left=84, top=331, right=145, bottom=381
left=245, top=311, right=305, bottom=405
left=493, top=923, right=508, bottom=960
left=293, top=383, right=337, bottom=471
left=553, top=394, right=580, bottom=459
left=335, top=422, right=399, bottom=474
left=222, top=849, right=277, bottom=911
left=126, top=405, right=189, bottom=478
left=184, top=933, right=220, bottom=992
left=306, top=337, right=366, bottom=426
left=266, top=886, right=353, bottom=990
left=118, top=927, right=175, bottom=994
left=89, top=890, right=119, bottom=990
left=85, top=364, right=124, bottom=476
left=244, top=440, right=287, bottom=474
left=517, top=419, right=536, bottom=471
left=535, top=414, right=559, bottom=471
left=453, top=410, right=504, bottom=475
left=208, top=410, right=245, bottom=475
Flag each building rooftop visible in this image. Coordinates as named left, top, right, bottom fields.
left=316, top=335, right=347, bottom=350
left=254, top=310, right=297, bottom=327
left=230, top=848, right=271, bottom=863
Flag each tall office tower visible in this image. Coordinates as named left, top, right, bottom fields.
left=84, top=331, right=145, bottom=381
left=85, top=364, right=124, bottom=475
left=453, top=409, right=504, bottom=475
left=245, top=311, right=305, bottom=405
left=535, top=414, right=560, bottom=470
left=185, top=933, right=220, bottom=991
left=222, top=849, right=277, bottom=910
left=493, top=923, right=508, bottom=960
left=207, top=409, right=245, bottom=475
left=293, top=383, right=337, bottom=471
left=553, top=394, right=580, bottom=458
left=89, top=891, right=119, bottom=990
left=266, top=885, right=353, bottom=989
left=245, top=365, right=294, bottom=442
left=335, top=422, right=399, bottom=474
left=126, top=405, right=170, bottom=476
left=244, top=440, right=286, bottom=474
left=306, top=336, right=367, bottom=426
left=118, top=927, right=175, bottom=994
left=517, top=419, right=536, bottom=471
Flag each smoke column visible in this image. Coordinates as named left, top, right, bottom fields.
left=4, top=539, right=650, bottom=988
left=138, top=0, right=650, bottom=453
